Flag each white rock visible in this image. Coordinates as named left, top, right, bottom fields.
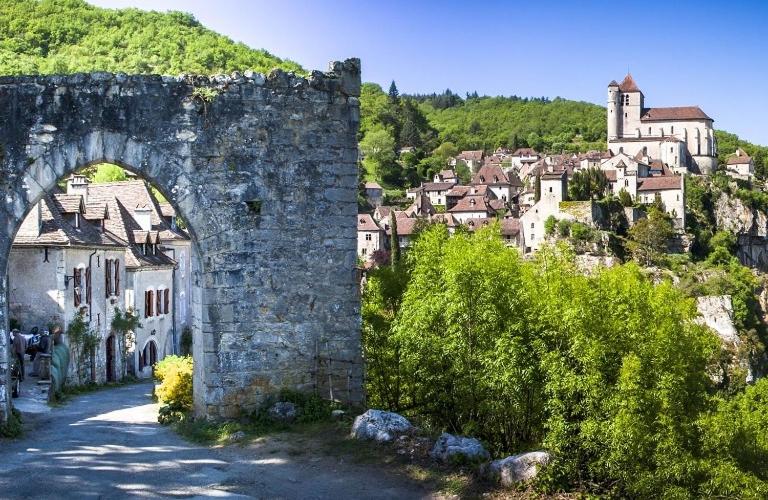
left=696, top=295, right=740, bottom=344
left=350, top=409, right=413, bottom=442
left=430, top=433, right=489, bottom=463
left=489, top=451, right=550, bottom=485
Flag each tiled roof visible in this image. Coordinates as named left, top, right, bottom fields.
left=541, top=171, right=566, bottom=180
left=512, top=148, right=538, bottom=156
left=472, top=165, right=509, bottom=186
left=641, top=106, right=712, bottom=122
left=158, top=202, right=176, bottom=218
left=357, top=214, right=381, bottom=232
left=500, top=218, right=521, bottom=236
left=83, top=202, right=108, bottom=221
left=422, top=182, right=455, bottom=192
left=447, top=185, right=471, bottom=197
left=449, top=195, right=493, bottom=214
left=618, top=74, right=641, bottom=93
left=727, top=149, right=752, bottom=165
left=52, top=194, right=84, bottom=214
left=386, top=217, right=420, bottom=236
left=456, top=150, right=484, bottom=162
left=364, top=181, right=383, bottom=190
left=438, top=169, right=457, bottom=180
left=430, top=213, right=459, bottom=227
left=489, top=199, right=506, bottom=211
left=604, top=170, right=617, bottom=182
left=507, top=170, right=523, bottom=187
left=637, top=175, right=682, bottom=191
left=13, top=194, right=125, bottom=249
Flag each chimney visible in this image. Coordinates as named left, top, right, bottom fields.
left=66, top=174, right=90, bottom=205
left=134, top=205, right=152, bottom=231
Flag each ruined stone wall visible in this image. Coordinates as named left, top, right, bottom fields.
left=0, top=59, right=362, bottom=422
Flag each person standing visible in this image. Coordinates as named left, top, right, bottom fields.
left=12, top=329, right=27, bottom=381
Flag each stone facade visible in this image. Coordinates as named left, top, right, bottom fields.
left=0, top=59, right=362, bottom=422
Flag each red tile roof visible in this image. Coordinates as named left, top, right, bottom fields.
left=457, top=150, right=484, bottom=162
left=641, top=106, right=712, bottom=122
left=618, top=74, right=641, bottom=93
left=357, top=214, right=381, bottom=231
left=637, top=175, right=682, bottom=191
left=727, top=149, right=752, bottom=165
left=512, top=148, right=538, bottom=156
left=449, top=195, right=494, bottom=214
left=422, top=182, right=455, bottom=192
left=472, top=165, right=510, bottom=186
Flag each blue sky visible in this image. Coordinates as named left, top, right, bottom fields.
left=88, top=0, right=768, bottom=145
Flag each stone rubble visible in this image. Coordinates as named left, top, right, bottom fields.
left=351, top=409, right=413, bottom=442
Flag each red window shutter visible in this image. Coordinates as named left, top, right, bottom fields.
left=73, top=268, right=82, bottom=307
left=105, top=259, right=112, bottom=298
left=164, top=289, right=170, bottom=314
left=114, top=260, right=120, bottom=296
left=86, top=267, right=92, bottom=305
left=156, top=290, right=162, bottom=316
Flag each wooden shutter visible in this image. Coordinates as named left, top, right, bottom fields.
left=164, top=288, right=170, bottom=314
left=86, top=267, right=92, bottom=305
left=144, top=291, right=150, bottom=318
left=114, top=260, right=120, bottom=296
left=156, top=290, right=162, bottom=316
left=105, top=259, right=112, bottom=298
left=73, top=267, right=82, bottom=307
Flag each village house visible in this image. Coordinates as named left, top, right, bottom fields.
left=449, top=194, right=498, bottom=223
left=471, top=164, right=522, bottom=202
left=364, top=181, right=384, bottom=207
left=357, top=213, right=385, bottom=260
left=406, top=181, right=455, bottom=207
left=9, top=180, right=129, bottom=384
left=725, top=148, right=755, bottom=180
left=86, top=178, right=192, bottom=378
left=510, top=148, right=540, bottom=170
left=433, top=169, right=458, bottom=184
left=520, top=171, right=570, bottom=253
left=451, top=150, right=484, bottom=172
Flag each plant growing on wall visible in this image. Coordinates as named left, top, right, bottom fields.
left=111, top=307, right=141, bottom=378
left=67, top=312, right=100, bottom=385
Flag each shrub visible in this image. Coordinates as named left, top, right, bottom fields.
left=180, top=326, right=193, bottom=356
left=154, top=355, right=193, bottom=423
left=569, top=222, right=592, bottom=241
left=557, top=219, right=572, bottom=238
left=0, top=408, right=22, bottom=438
left=544, top=215, right=558, bottom=236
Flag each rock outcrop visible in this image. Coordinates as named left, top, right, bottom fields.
left=430, top=433, right=490, bottom=463
left=487, top=451, right=551, bottom=485
left=714, top=192, right=768, bottom=270
left=351, top=410, right=413, bottom=442
left=696, top=295, right=740, bottom=345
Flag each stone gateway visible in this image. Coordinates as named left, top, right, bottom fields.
left=0, top=59, right=363, bottom=422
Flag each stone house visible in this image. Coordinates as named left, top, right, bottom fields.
left=726, top=148, right=754, bottom=180
left=84, top=180, right=192, bottom=378
left=451, top=150, right=485, bottom=172
left=407, top=182, right=455, bottom=207
left=9, top=186, right=128, bottom=384
left=635, top=175, right=686, bottom=229
left=449, top=195, right=497, bottom=223
left=471, top=164, right=520, bottom=202
left=510, top=148, right=540, bottom=170
left=520, top=171, right=570, bottom=253
left=433, top=169, right=458, bottom=184
left=357, top=214, right=385, bottom=260
left=364, top=181, right=384, bottom=207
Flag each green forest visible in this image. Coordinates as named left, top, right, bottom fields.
left=0, top=0, right=303, bottom=76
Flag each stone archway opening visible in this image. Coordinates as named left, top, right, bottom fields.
left=0, top=60, right=364, bottom=424
left=6, top=160, right=205, bottom=411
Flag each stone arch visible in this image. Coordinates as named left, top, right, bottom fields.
left=0, top=60, right=363, bottom=422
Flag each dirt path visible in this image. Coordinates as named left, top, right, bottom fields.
left=0, top=382, right=434, bottom=499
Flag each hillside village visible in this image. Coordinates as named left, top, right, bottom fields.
left=358, top=74, right=756, bottom=263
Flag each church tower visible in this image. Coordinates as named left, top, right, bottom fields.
left=607, top=80, right=620, bottom=140
left=618, top=74, right=643, bottom=138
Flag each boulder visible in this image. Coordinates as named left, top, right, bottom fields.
left=430, top=433, right=489, bottom=463
left=351, top=409, right=413, bottom=442
left=488, top=451, right=550, bottom=485
left=268, top=401, right=297, bottom=423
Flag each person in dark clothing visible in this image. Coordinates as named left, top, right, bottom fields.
left=12, top=329, right=27, bottom=381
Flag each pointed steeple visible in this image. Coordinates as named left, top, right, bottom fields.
left=618, top=74, right=641, bottom=93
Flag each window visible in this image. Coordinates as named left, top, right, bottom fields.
left=531, top=223, right=534, bottom=228
left=365, top=233, right=371, bottom=241
left=114, top=260, right=120, bottom=296
left=105, top=259, right=112, bottom=297
left=156, top=289, right=162, bottom=316
left=142, top=341, right=157, bottom=368
left=164, top=289, right=170, bottom=315
left=549, top=187, right=552, bottom=193
left=145, top=290, right=154, bottom=318
left=361, top=248, right=367, bottom=255
left=671, top=126, right=674, bottom=134
left=73, top=267, right=82, bottom=307
left=648, top=127, right=652, bottom=135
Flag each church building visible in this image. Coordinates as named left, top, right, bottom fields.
left=607, top=74, right=717, bottom=174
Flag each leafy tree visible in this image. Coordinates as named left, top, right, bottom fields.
left=626, top=208, right=674, bottom=266
left=534, top=174, right=541, bottom=202
left=544, top=215, right=557, bottom=236
left=568, top=167, right=608, bottom=200
left=91, top=163, right=127, bottom=183
left=618, top=188, right=633, bottom=207
left=455, top=160, right=471, bottom=184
